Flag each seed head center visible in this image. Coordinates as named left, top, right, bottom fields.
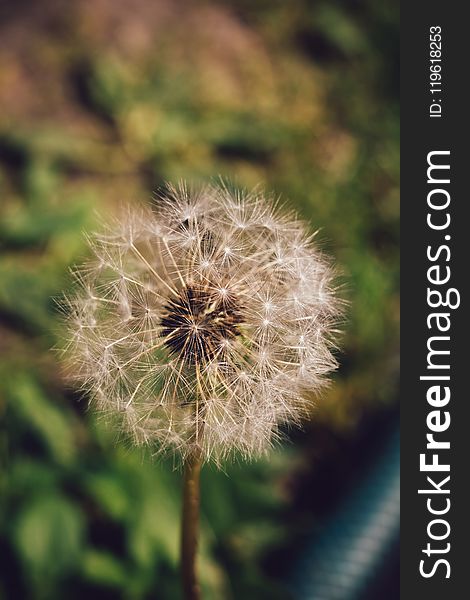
left=160, top=284, right=243, bottom=363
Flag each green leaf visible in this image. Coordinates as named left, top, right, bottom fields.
left=85, top=471, right=130, bottom=521
left=13, top=494, right=84, bottom=578
left=81, top=550, right=128, bottom=587
left=6, top=373, right=76, bottom=464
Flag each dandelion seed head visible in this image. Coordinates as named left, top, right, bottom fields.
left=63, top=182, right=341, bottom=463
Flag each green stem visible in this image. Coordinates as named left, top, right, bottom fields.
left=181, top=448, right=202, bottom=600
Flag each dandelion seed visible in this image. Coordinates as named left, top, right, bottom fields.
left=63, top=182, right=341, bottom=464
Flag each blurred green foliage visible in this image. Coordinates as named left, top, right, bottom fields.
left=0, top=0, right=398, bottom=598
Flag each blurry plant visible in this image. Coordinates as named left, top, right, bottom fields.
left=62, top=182, right=341, bottom=599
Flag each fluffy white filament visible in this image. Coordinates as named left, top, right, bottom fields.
left=64, top=183, right=341, bottom=462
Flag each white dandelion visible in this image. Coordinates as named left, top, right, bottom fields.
left=62, top=182, right=342, bottom=599
left=64, top=181, right=340, bottom=462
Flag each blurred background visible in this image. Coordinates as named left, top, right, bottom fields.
left=0, top=1, right=399, bottom=598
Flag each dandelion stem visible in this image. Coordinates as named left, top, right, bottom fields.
left=181, top=447, right=203, bottom=600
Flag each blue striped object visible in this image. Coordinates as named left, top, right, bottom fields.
left=290, top=425, right=399, bottom=600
